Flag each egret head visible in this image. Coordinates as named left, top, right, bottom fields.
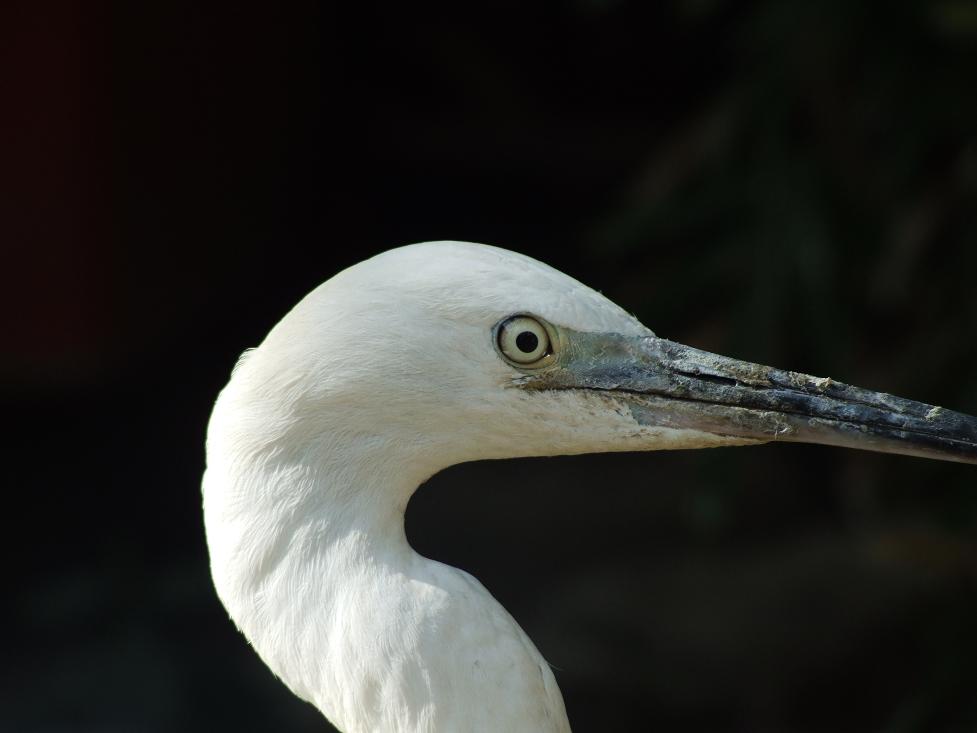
left=204, top=240, right=975, bottom=733
left=228, top=241, right=977, bottom=480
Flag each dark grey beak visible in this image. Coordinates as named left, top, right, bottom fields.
left=531, top=331, right=977, bottom=465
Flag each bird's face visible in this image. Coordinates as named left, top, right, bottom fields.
left=255, top=242, right=977, bottom=473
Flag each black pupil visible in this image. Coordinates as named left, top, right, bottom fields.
left=515, top=330, right=539, bottom=354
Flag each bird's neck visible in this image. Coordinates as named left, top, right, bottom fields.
left=203, top=369, right=572, bottom=731
left=203, top=404, right=440, bottom=706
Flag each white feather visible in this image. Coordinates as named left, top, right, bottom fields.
left=202, top=241, right=745, bottom=732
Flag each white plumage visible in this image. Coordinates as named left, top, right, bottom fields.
left=203, top=241, right=976, bottom=732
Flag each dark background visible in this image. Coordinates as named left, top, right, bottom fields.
left=4, top=2, right=977, bottom=731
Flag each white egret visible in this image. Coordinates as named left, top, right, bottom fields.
left=203, top=241, right=976, bottom=732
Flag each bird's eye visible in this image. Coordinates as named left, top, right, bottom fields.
left=497, top=315, right=552, bottom=366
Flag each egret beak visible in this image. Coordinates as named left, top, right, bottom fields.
left=527, top=331, right=977, bottom=465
